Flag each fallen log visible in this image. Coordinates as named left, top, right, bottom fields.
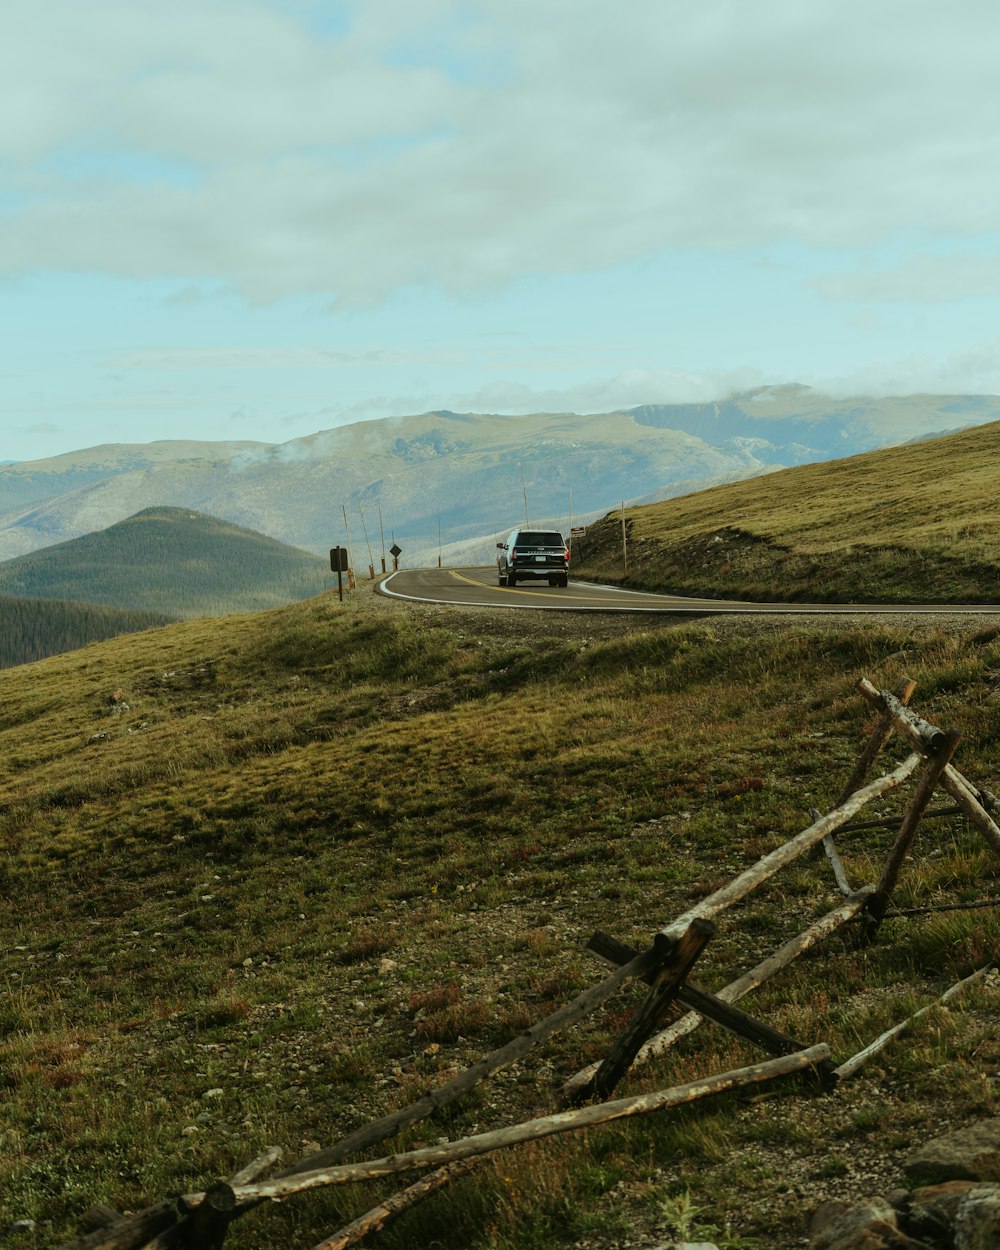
left=183, top=1046, right=831, bottom=1207
left=309, top=1159, right=480, bottom=1250
left=54, top=1202, right=178, bottom=1250
left=835, top=964, right=995, bottom=1080
left=658, top=755, right=919, bottom=940
left=281, top=936, right=673, bottom=1176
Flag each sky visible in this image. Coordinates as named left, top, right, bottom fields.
left=4, top=0, right=1000, bottom=463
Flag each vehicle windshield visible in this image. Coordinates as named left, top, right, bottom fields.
left=516, top=532, right=563, bottom=545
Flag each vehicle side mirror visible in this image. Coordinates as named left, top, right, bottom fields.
left=496, top=542, right=503, bottom=549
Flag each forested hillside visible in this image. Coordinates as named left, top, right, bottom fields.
left=0, top=594, right=173, bottom=668
left=0, top=506, right=331, bottom=618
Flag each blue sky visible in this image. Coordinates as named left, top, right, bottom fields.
left=4, top=0, right=1000, bottom=462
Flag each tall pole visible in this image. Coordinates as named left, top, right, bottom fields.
left=342, top=504, right=356, bottom=589
left=568, top=486, right=573, bottom=553
left=520, top=462, right=529, bottom=526
left=438, top=515, right=442, bottom=569
left=358, top=505, right=375, bottom=579
left=621, top=500, right=627, bottom=576
left=378, top=506, right=386, bottom=574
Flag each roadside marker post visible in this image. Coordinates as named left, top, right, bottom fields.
left=329, top=546, right=349, bottom=601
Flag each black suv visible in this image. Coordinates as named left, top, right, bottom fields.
left=497, top=528, right=570, bottom=587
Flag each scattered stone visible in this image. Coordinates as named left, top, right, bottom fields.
left=5, top=1220, right=36, bottom=1236
left=650, top=1243, right=720, bottom=1250
left=808, top=1197, right=914, bottom=1249
left=378, top=957, right=398, bottom=974
left=897, top=1180, right=978, bottom=1244
left=809, top=1123, right=1000, bottom=1249
left=905, top=1118, right=1000, bottom=1184
left=203, top=1087, right=224, bottom=1099
left=955, top=1185, right=1000, bottom=1250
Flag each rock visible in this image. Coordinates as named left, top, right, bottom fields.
left=649, top=1243, right=719, bottom=1250
left=955, top=1185, right=1000, bottom=1250
left=809, top=1198, right=923, bottom=1249
left=5, top=1220, right=36, bottom=1236
left=905, top=1119, right=1000, bottom=1184
left=897, top=1181, right=978, bottom=1244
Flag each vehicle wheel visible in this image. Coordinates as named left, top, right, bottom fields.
left=548, top=576, right=558, bottom=587
left=498, top=569, right=505, bottom=586
left=507, top=571, right=516, bottom=586
left=560, top=574, right=569, bottom=587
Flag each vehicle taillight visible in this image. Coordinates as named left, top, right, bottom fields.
left=564, top=547, right=570, bottom=564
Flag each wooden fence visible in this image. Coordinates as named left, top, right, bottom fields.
left=60, top=676, right=1000, bottom=1250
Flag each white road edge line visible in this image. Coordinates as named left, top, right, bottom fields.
left=376, top=572, right=999, bottom=616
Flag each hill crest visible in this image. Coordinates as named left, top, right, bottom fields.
left=0, top=506, right=330, bottom=621
left=3, top=387, right=1000, bottom=566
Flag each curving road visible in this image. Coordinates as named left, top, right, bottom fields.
left=377, top=566, right=1000, bottom=616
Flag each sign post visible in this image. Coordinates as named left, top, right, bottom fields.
left=329, top=546, right=349, bottom=601
left=389, top=542, right=402, bottom=572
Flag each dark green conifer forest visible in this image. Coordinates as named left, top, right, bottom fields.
left=0, top=594, right=173, bottom=668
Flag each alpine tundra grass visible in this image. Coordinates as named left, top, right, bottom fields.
left=1, top=586, right=998, bottom=1248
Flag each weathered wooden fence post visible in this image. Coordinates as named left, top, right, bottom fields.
left=578, top=920, right=714, bottom=1103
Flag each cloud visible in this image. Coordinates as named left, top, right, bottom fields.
left=815, top=253, right=1000, bottom=303
left=437, top=367, right=768, bottom=414
left=815, top=338, right=1000, bottom=396
left=4, top=0, right=1000, bottom=303
left=113, top=345, right=473, bottom=370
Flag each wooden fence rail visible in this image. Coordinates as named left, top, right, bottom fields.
left=57, top=676, right=1000, bottom=1250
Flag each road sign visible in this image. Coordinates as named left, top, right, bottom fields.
left=389, top=543, right=402, bottom=558
left=330, top=546, right=351, bottom=601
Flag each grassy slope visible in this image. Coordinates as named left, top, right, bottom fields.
left=1, top=587, right=998, bottom=1249
left=573, top=420, right=1000, bottom=602
left=0, top=507, right=330, bottom=619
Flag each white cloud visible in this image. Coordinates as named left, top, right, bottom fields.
left=815, top=254, right=1000, bottom=303
left=4, top=0, right=1000, bottom=303
left=437, top=367, right=768, bottom=415
left=815, top=338, right=1000, bottom=396
left=113, top=345, right=472, bottom=370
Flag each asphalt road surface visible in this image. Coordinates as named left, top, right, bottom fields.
left=378, top=567, right=1000, bottom=615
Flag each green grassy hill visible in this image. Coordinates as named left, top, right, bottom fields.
left=1, top=584, right=997, bottom=1249
left=574, top=419, right=1000, bottom=603
left=0, top=593, right=174, bottom=668
left=0, top=506, right=331, bottom=619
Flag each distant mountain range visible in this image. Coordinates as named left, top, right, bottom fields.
left=3, top=386, right=999, bottom=567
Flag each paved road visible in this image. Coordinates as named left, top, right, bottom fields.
left=377, top=567, right=1000, bottom=615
